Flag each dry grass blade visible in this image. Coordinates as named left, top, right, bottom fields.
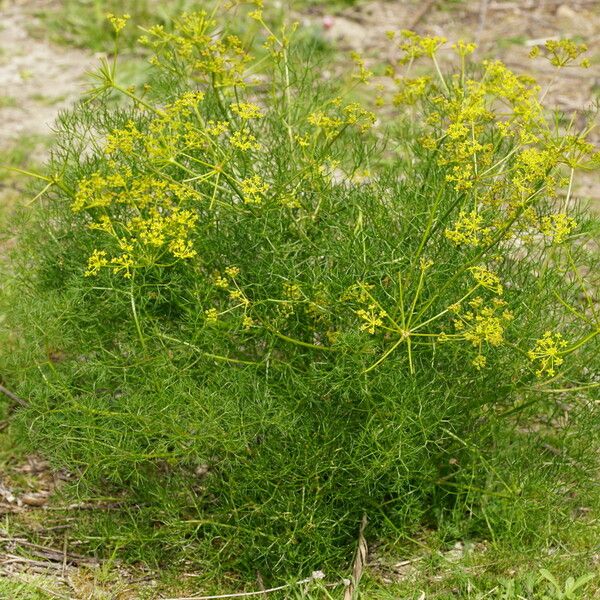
left=0, top=535, right=99, bottom=567
left=161, top=571, right=327, bottom=600
left=344, top=513, right=368, bottom=600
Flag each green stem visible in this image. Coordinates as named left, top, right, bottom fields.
left=431, top=54, right=449, bottom=94
left=267, top=327, right=336, bottom=352
left=410, top=285, right=479, bottom=333
left=113, top=84, right=160, bottom=114
left=157, top=333, right=260, bottom=366
left=129, top=284, right=146, bottom=352
left=363, top=335, right=406, bottom=374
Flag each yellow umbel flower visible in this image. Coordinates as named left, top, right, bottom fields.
left=225, top=266, right=240, bottom=278
left=445, top=211, right=490, bottom=247
left=356, top=304, right=387, bottom=334
left=229, top=289, right=250, bottom=307
left=540, top=213, right=577, bottom=245
left=72, top=171, right=127, bottom=212
left=283, top=282, right=302, bottom=301
left=105, top=121, right=142, bottom=155
left=206, top=120, right=229, bottom=136
left=472, top=354, right=487, bottom=370
left=469, top=266, right=503, bottom=295
left=453, top=297, right=512, bottom=353
left=168, top=238, right=196, bottom=259
left=308, top=112, right=344, bottom=134
left=397, top=30, right=447, bottom=63
left=165, top=91, right=205, bottom=116
left=342, top=103, right=376, bottom=132
left=452, top=40, right=477, bottom=57
left=106, top=13, right=130, bottom=34
left=213, top=273, right=229, bottom=289
left=85, top=250, right=109, bottom=277
left=463, top=309, right=505, bottom=347
left=445, top=163, right=475, bottom=191
left=294, top=134, right=310, bottom=148
left=110, top=252, right=134, bottom=278
left=528, top=332, right=567, bottom=377
left=205, top=308, right=219, bottom=324
left=231, top=102, right=264, bottom=120
left=240, top=175, right=270, bottom=204
left=531, top=39, right=589, bottom=68
left=230, top=130, right=260, bottom=151
left=393, top=77, right=432, bottom=106
left=350, top=52, right=373, bottom=83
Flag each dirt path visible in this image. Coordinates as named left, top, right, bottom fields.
left=0, top=0, right=93, bottom=149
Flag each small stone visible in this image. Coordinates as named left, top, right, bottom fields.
left=556, top=4, right=577, bottom=21
left=21, top=493, right=49, bottom=507
left=195, top=464, right=210, bottom=477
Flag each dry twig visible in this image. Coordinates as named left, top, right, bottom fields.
left=344, top=513, right=368, bottom=600
left=0, top=383, right=27, bottom=407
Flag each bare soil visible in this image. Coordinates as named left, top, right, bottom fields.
left=0, top=0, right=93, bottom=147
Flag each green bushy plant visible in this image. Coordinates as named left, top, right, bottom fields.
left=2, top=2, right=599, bottom=580
left=41, top=0, right=197, bottom=51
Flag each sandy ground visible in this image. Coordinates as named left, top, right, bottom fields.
left=0, top=0, right=93, bottom=148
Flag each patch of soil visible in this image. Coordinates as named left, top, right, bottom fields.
left=0, top=0, right=94, bottom=148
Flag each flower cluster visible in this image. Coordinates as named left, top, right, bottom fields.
left=67, top=12, right=599, bottom=385
left=231, top=102, right=264, bottom=120
left=392, top=30, right=447, bottom=63
left=240, top=175, right=270, bottom=204
left=445, top=211, right=490, bottom=247
left=106, top=12, right=130, bottom=34
left=540, top=213, right=577, bottom=244
left=140, top=12, right=253, bottom=87
left=453, top=297, right=514, bottom=368
left=386, top=30, right=597, bottom=261
left=356, top=304, right=388, bottom=335
left=308, top=100, right=376, bottom=138
left=469, top=266, right=503, bottom=295
left=528, top=332, right=568, bottom=377
left=530, top=39, right=590, bottom=68
left=392, top=76, right=431, bottom=106
left=350, top=51, right=374, bottom=84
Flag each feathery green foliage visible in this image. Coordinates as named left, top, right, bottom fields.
left=1, top=3, right=599, bottom=582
